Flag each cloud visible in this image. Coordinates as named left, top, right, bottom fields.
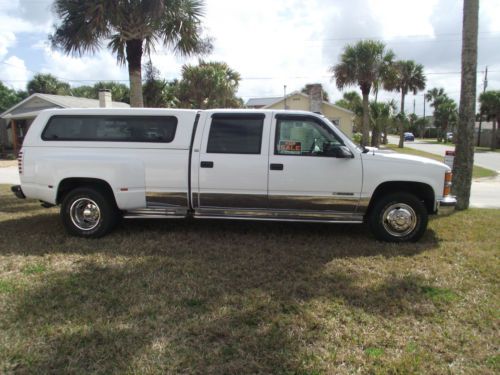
left=0, top=56, right=29, bottom=90
left=0, top=0, right=498, bottom=115
left=39, top=45, right=129, bottom=86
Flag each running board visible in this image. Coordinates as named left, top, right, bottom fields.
left=123, top=206, right=187, bottom=219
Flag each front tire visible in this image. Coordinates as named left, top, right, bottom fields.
left=368, top=192, right=428, bottom=242
left=61, top=187, right=118, bottom=238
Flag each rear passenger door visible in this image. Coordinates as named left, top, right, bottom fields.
left=196, top=113, right=270, bottom=210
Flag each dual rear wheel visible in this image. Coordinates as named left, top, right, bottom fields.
left=61, top=187, right=119, bottom=238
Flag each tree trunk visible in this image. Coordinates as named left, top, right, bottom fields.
left=398, top=91, right=406, bottom=148
left=371, top=125, right=380, bottom=147
left=491, top=115, right=498, bottom=150
left=361, top=89, right=370, bottom=147
left=452, top=0, right=479, bottom=210
left=126, top=40, right=144, bottom=108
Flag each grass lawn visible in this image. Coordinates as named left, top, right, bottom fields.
left=384, top=144, right=497, bottom=179
left=0, top=185, right=499, bottom=374
left=476, top=146, right=500, bottom=154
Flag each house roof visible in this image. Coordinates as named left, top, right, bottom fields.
left=246, top=91, right=354, bottom=115
left=1, top=93, right=130, bottom=119
left=246, top=97, right=283, bottom=107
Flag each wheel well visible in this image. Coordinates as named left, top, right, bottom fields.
left=56, top=178, right=116, bottom=205
left=366, top=181, right=435, bottom=216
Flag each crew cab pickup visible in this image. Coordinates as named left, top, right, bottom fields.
left=11, top=108, right=456, bottom=242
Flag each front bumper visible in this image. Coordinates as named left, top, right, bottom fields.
left=437, top=196, right=457, bottom=215
left=11, top=185, right=26, bottom=199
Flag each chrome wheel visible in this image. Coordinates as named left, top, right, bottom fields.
left=382, top=203, right=417, bottom=238
left=70, top=198, right=101, bottom=231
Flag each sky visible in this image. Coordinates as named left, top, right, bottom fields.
left=0, top=0, right=499, bottom=116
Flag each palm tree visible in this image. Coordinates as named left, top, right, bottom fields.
left=50, top=0, right=211, bottom=107
left=370, top=100, right=396, bottom=147
left=331, top=40, right=395, bottom=146
left=27, top=73, right=71, bottom=95
left=425, top=87, right=446, bottom=139
left=479, top=90, right=500, bottom=150
left=385, top=60, right=426, bottom=148
left=453, top=0, right=479, bottom=210
left=176, top=60, right=241, bottom=109
left=436, top=97, right=458, bottom=142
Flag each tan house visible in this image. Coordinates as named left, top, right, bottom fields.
left=246, top=85, right=354, bottom=137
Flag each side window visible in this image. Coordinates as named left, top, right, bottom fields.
left=207, top=116, right=264, bottom=154
left=275, top=118, right=342, bottom=156
left=42, top=116, right=177, bottom=143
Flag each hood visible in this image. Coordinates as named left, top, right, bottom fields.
left=362, top=149, right=451, bottom=171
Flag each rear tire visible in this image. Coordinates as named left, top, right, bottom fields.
left=61, top=187, right=118, bottom=238
left=368, top=192, right=428, bottom=242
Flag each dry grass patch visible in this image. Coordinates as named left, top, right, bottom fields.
left=0, top=185, right=498, bottom=374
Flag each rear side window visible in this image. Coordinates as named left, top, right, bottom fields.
left=42, top=116, right=177, bottom=143
left=207, top=115, right=264, bottom=154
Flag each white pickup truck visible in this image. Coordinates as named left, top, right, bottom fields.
left=11, top=108, right=456, bottom=242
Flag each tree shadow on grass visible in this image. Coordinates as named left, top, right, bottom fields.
left=6, top=256, right=448, bottom=374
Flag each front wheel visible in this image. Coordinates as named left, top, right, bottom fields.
left=368, top=193, right=428, bottom=242
left=61, top=187, right=118, bottom=238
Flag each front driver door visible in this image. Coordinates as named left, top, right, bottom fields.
left=268, top=114, right=362, bottom=216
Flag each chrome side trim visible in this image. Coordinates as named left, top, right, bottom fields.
left=356, top=197, right=371, bottom=213
left=194, top=207, right=363, bottom=222
left=124, top=206, right=188, bottom=219
left=269, top=194, right=359, bottom=212
left=199, top=193, right=268, bottom=209
left=145, top=192, right=188, bottom=207
left=194, top=216, right=363, bottom=224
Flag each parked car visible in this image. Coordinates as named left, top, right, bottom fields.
left=404, top=132, right=415, bottom=141
left=11, top=108, right=456, bottom=242
left=446, top=132, right=454, bottom=142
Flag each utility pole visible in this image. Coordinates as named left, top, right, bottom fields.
left=477, top=66, right=488, bottom=146
left=422, top=95, right=426, bottom=139
left=413, top=98, right=416, bottom=114
left=283, top=85, right=287, bottom=110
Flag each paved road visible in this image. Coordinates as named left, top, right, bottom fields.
left=1, top=163, right=498, bottom=208
left=387, top=135, right=500, bottom=172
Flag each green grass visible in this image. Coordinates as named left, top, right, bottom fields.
left=475, top=146, right=500, bottom=153
left=384, top=144, right=497, bottom=179
left=0, top=185, right=499, bottom=374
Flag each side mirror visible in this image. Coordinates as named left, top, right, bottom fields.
left=325, top=145, right=354, bottom=158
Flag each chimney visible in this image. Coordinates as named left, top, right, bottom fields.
left=308, top=83, right=323, bottom=113
left=99, top=89, right=112, bottom=108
